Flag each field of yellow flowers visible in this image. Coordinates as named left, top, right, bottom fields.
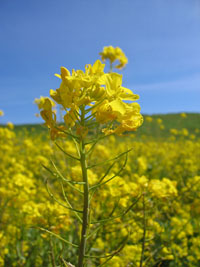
left=0, top=114, right=200, bottom=267
left=0, top=46, right=200, bottom=266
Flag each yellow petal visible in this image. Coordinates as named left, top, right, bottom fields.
left=61, top=67, right=70, bottom=80
left=54, top=73, right=61, bottom=79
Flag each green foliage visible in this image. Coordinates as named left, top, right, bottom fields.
left=7, top=113, right=200, bottom=139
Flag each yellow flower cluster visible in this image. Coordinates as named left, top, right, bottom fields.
left=36, top=59, right=143, bottom=138
left=99, top=46, right=128, bottom=69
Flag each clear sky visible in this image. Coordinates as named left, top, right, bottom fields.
left=0, top=0, right=200, bottom=124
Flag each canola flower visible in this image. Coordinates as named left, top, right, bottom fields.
left=36, top=59, right=143, bottom=140
left=33, top=49, right=200, bottom=266
left=35, top=54, right=143, bottom=267
left=99, top=46, right=128, bottom=70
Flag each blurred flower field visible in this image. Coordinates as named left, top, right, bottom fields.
left=0, top=46, right=200, bottom=267
left=0, top=113, right=200, bottom=267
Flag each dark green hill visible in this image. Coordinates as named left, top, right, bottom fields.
left=1, top=113, right=200, bottom=139
left=136, top=113, right=200, bottom=138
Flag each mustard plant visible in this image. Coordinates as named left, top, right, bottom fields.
left=35, top=47, right=143, bottom=266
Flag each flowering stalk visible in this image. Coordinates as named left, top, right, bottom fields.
left=35, top=47, right=143, bottom=265
left=78, top=106, right=89, bottom=267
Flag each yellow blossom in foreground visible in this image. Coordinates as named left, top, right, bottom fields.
left=37, top=59, right=142, bottom=139
left=0, top=110, right=4, bottom=116
left=35, top=97, right=56, bottom=124
left=34, top=96, right=56, bottom=110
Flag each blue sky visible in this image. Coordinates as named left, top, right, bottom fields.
left=0, top=0, right=200, bottom=124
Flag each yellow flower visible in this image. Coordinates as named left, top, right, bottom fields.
left=105, top=73, right=139, bottom=101
left=181, top=128, right=189, bottom=136
left=181, top=112, right=187, bottom=118
left=114, top=114, right=143, bottom=135
left=37, top=56, right=142, bottom=138
left=7, top=122, right=14, bottom=130
left=51, top=60, right=106, bottom=111
left=34, top=96, right=55, bottom=110
left=85, top=59, right=105, bottom=75
left=35, top=96, right=57, bottom=135
left=146, top=116, right=153, bottom=122
left=94, top=72, right=143, bottom=135
left=149, top=178, right=177, bottom=198
left=0, top=110, right=4, bottom=116
left=40, top=109, right=56, bottom=128
left=157, top=118, right=162, bottom=124
left=100, top=46, right=128, bottom=69
left=170, top=128, right=178, bottom=135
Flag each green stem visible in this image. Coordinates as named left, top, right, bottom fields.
left=139, top=193, right=146, bottom=267
left=49, top=236, right=56, bottom=267
left=78, top=107, right=90, bottom=267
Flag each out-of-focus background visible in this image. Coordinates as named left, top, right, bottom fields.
left=0, top=0, right=200, bottom=124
